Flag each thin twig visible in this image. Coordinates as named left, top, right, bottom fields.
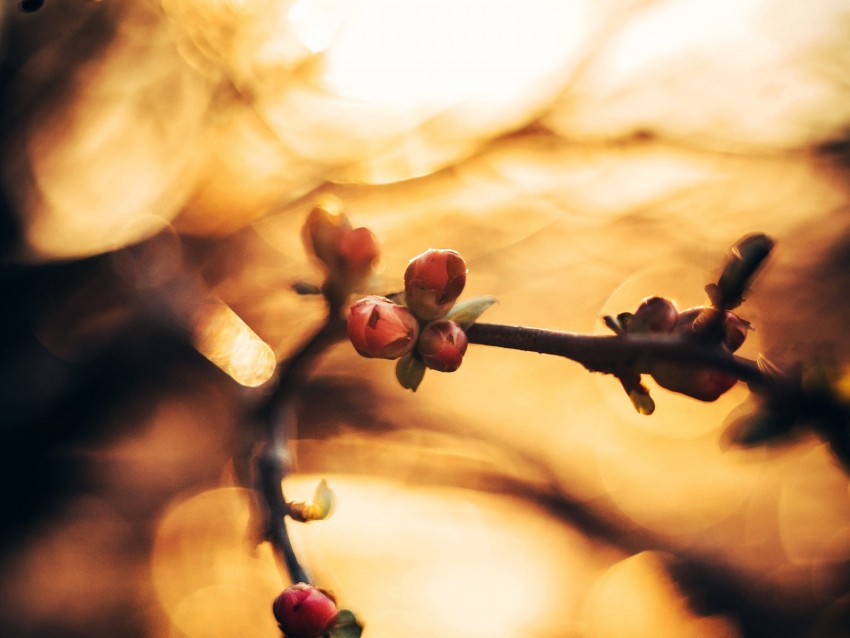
left=253, top=315, right=347, bottom=584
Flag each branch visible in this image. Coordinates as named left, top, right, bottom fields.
left=253, top=316, right=347, bottom=585
left=465, top=323, right=769, bottom=386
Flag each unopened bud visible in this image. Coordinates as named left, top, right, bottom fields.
left=347, top=296, right=419, bottom=359
left=648, top=306, right=746, bottom=401
left=631, top=296, right=678, bottom=333
left=303, top=201, right=351, bottom=267
left=404, top=249, right=467, bottom=320
left=418, top=319, right=469, bottom=372
left=272, top=583, right=338, bottom=638
left=337, top=226, right=379, bottom=283
left=649, top=363, right=738, bottom=402
left=303, top=201, right=379, bottom=286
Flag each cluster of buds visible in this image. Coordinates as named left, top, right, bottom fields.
left=628, top=296, right=750, bottom=401
left=272, top=583, right=339, bottom=638
left=347, top=249, right=474, bottom=384
left=302, top=198, right=379, bottom=299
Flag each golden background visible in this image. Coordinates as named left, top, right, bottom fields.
left=1, top=1, right=849, bottom=636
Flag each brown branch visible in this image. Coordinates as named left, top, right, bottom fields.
left=253, top=315, right=347, bottom=585
left=466, top=323, right=769, bottom=385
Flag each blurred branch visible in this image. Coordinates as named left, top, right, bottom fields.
left=253, top=315, right=346, bottom=585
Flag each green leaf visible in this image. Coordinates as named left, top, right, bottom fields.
left=396, top=353, right=426, bottom=391
left=327, top=609, right=364, bottom=638
left=617, top=371, right=655, bottom=415
left=628, top=388, right=656, bottom=415
left=312, top=479, right=334, bottom=519
left=445, top=295, right=497, bottom=329
left=286, top=479, right=335, bottom=522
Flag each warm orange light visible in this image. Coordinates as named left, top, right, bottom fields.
left=151, top=488, right=281, bottom=638
left=192, top=297, right=277, bottom=387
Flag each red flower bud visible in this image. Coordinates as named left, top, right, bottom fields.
left=647, top=306, right=746, bottom=401
left=347, top=296, right=419, bottom=359
left=417, top=319, right=469, bottom=372
left=631, top=296, right=678, bottom=333
left=337, top=227, right=379, bottom=283
left=403, top=249, right=467, bottom=320
left=272, top=583, right=338, bottom=638
left=303, top=201, right=351, bottom=267
left=303, top=201, right=379, bottom=285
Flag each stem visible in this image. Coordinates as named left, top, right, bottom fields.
left=466, top=322, right=770, bottom=386
left=254, top=314, right=347, bottom=585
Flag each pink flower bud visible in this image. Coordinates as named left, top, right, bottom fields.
left=631, top=296, right=678, bottom=333
left=337, top=226, right=379, bottom=282
left=272, top=583, right=338, bottom=638
left=417, top=319, right=469, bottom=372
left=303, top=201, right=351, bottom=268
left=403, top=249, right=467, bottom=320
left=347, top=296, right=419, bottom=359
left=303, top=201, right=379, bottom=285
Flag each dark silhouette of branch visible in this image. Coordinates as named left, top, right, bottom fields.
left=253, top=316, right=346, bottom=585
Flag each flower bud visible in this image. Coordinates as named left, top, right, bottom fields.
left=649, top=363, right=738, bottom=402
left=417, top=319, right=469, bottom=372
left=647, top=306, right=745, bottom=401
left=347, top=296, right=419, bottom=359
left=404, top=249, right=467, bottom=320
left=272, top=583, right=338, bottom=638
left=303, top=200, right=351, bottom=268
left=336, top=226, right=379, bottom=283
left=630, top=296, right=678, bottom=333
left=303, top=200, right=379, bottom=286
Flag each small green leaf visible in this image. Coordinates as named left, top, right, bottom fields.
left=312, top=479, right=334, bottom=518
left=286, top=479, right=335, bottom=522
left=617, top=371, right=655, bottom=415
left=628, top=388, right=656, bottom=415
left=445, top=295, right=497, bottom=329
left=385, top=291, right=406, bottom=306
left=396, top=353, right=426, bottom=391
left=327, top=609, right=364, bottom=638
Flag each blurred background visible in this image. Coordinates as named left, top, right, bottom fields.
left=1, top=0, right=850, bottom=636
